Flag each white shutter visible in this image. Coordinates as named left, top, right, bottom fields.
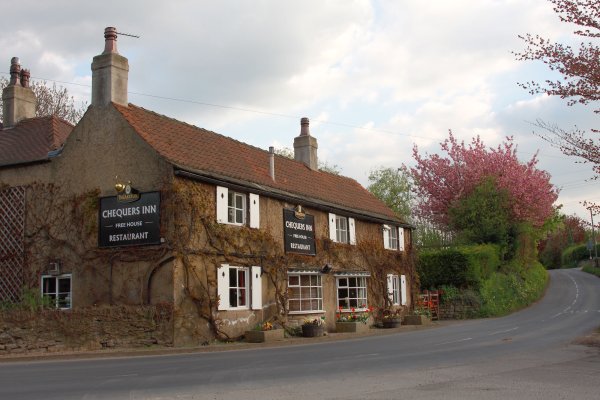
left=217, top=265, right=230, bottom=310
left=328, top=213, right=337, bottom=241
left=386, top=274, right=394, bottom=303
left=400, top=274, right=407, bottom=306
left=398, top=227, right=405, bottom=251
left=216, top=186, right=228, bottom=224
left=251, top=266, right=262, bottom=310
left=249, top=193, right=260, bottom=229
left=349, top=218, right=356, bottom=245
left=383, top=225, right=390, bottom=249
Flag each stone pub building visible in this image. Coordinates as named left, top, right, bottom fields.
left=0, top=28, right=415, bottom=348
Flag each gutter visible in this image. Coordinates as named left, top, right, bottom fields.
left=173, top=166, right=414, bottom=229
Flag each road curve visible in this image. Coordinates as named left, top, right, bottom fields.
left=1, top=268, right=599, bottom=400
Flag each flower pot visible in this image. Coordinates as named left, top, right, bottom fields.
left=335, top=321, right=369, bottom=333
left=381, top=318, right=401, bottom=329
left=302, top=324, right=325, bottom=337
left=245, top=329, right=284, bottom=343
left=403, top=315, right=430, bottom=325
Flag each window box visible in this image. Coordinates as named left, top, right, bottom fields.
left=335, top=321, right=369, bottom=333
left=244, top=329, right=284, bottom=343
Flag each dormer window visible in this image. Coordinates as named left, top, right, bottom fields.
left=216, top=186, right=260, bottom=228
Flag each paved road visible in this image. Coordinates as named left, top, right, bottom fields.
left=1, top=268, right=599, bottom=399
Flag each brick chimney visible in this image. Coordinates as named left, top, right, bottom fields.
left=2, top=57, right=37, bottom=128
left=293, top=117, right=318, bottom=170
left=91, top=27, right=129, bottom=107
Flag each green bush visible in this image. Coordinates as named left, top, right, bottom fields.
left=479, top=261, right=548, bottom=317
left=562, top=244, right=600, bottom=269
left=582, top=264, right=600, bottom=277
left=417, top=244, right=501, bottom=290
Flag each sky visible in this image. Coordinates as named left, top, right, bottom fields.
left=1, top=0, right=597, bottom=223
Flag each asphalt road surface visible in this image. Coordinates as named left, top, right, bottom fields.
left=1, top=268, right=599, bottom=399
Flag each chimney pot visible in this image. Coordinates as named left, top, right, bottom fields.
left=300, top=117, right=310, bottom=136
left=103, top=27, right=118, bottom=54
left=9, top=57, right=21, bottom=86
left=20, top=69, right=31, bottom=88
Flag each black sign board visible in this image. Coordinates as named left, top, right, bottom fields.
left=99, top=192, right=161, bottom=248
left=283, top=209, right=316, bottom=255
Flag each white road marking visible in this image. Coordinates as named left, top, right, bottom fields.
left=488, top=327, right=518, bottom=336
left=434, top=337, right=472, bottom=346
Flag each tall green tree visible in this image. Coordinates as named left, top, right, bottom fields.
left=367, top=166, right=413, bottom=221
left=448, top=177, right=512, bottom=247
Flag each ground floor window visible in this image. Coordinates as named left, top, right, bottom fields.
left=288, top=273, right=322, bottom=313
left=336, top=275, right=368, bottom=310
left=217, top=265, right=262, bottom=311
left=41, top=274, right=72, bottom=309
left=228, top=266, right=248, bottom=309
left=388, top=274, right=400, bottom=305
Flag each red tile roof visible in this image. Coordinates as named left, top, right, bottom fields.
left=0, top=116, right=73, bottom=167
left=113, top=103, right=402, bottom=223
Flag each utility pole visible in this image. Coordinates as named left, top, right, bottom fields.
left=591, top=207, right=598, bottom=268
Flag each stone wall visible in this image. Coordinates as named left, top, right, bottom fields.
left=0, top=304, right=173, bottom=356
left=439, top=302, right=480, bottom=320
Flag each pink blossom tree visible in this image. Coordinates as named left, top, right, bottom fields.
left=411, top=132, right=559, bottom=229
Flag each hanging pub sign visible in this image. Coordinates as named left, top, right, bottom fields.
left=99, top=191, right=161, bottom=248
left=283, top=208, right=316, bottom=255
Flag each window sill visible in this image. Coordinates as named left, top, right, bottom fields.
left=289, top=310, right=324, bottom=315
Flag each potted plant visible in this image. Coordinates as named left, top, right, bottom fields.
left=245, top=321, right=285, bottom=343
left=335, top=306, right=373, bottom=333
left=378, top=309, right=402, bottom=329
left=301, top=317, right=325, bottom=337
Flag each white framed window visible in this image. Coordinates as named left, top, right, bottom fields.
left=336, top=215, right=348, bottom=243
left=387, top=274, right=400, bottom=305
left=389, top=227, right=398, bottom=250
left=228, top=191, right=246, bottom=225
left=217, top=265, right=262, bottom=311
left=383, top=225, right=405, bottom=251
left=336, top=275, right=368, bottom=310
left=41, top=274, right=72, bottom=309
left=288, top=273, right=323, bottom=313
left=216, top=186, right=259, bottom=228
left=329, top=213, right=356, bottom=245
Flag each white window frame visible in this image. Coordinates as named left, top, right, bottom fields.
left=387, top=274, right=400, bottom=306
left=41, top=274, right=72, bottom=309
left=287, top=273, right=323, bottom=314
left=329, top=213, right=356, bottom=245
left=217, top=265, right=262, bottom=311
left=389, top=227, right=399, bottom=250
left=228, top=191, right=246, bottom=225
left=336, top=275, right=368, bottom=311
left=216, top=186, right=260, bottom=228
left=384, top=225, right=402, bottom=251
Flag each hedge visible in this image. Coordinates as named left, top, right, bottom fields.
left=561, top=243, right=600, bottom=269
left=417, top=244, right=501, bottom=290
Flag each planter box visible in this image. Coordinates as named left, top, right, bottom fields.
left=302, top=324, right=325, bottom=337
left=403, top=315, right=430, bottom=325
left=245, top=329, right=284, bottom=343
left=335, top=321, right=369, bottom=333
left=381, top=318, right=401, bottom=329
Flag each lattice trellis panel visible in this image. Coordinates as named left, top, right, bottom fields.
left=0, top=186, right=26, bottom=303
